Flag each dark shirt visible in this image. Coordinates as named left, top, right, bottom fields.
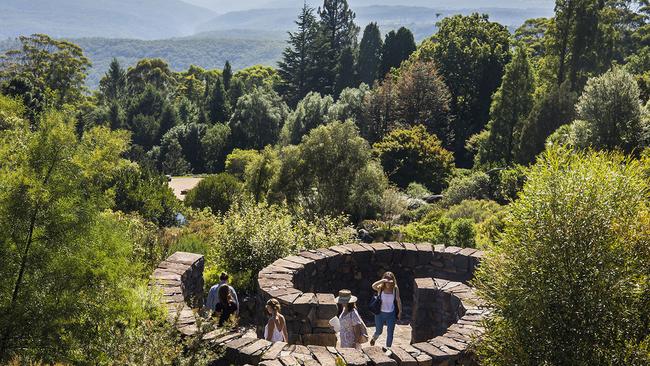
left=214, top=300, right=238, bottom=327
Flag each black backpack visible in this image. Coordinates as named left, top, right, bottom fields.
left=368, top=290, right=382, bottom=315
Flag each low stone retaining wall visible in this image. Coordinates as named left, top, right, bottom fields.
left=151, top=251, right=204, bottom=336
left=152, top=244, right=490, bottom=366
left=256, top=242, right=483, bottom=347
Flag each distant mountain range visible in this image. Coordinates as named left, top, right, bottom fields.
left=195, top=5, right=554, bottom=41
left=0, top=0, right=216, bottom=39
left=184, top=0, right=555, bottom=14
left=0, top=0, right=555, bottom=90
left=2, top=0, right=554, bottom=41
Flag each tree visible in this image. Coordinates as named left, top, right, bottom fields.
left=516, top=81, right=577, bottom=163
left=202, top=122, right=231, bottom=172
left=108, top=164, right=180, bottom=227
left=374, top=124, right=455, bottom=192
left=0, top=109, right=148, bottom=362
left=357, top=23, right=383, bottom=85
left=275, top=120, right=388, bottom=221
left=361, top=76, right=398, bottom=143
left=280, top=91, right=334, bottom=145
left=514, top=18, right=551, bottom=60
left=475, top=148, right=650, bottom=365
left=334, top=47, right=356, bottom=96
left=223, top=60, right=233, bottom=91
left=574, top=66, right=644, bottom=152
left=414, top=14, right=511, bottom=165
left=476, top=46, right=535, bottom=166
left=0, top=34, right=91, bottom=108
left=229, top=87, right=289, bottom=150
left=393, top=60, right=453, bottom=147
left=99, top=58, right=127, bottom=103
left=185, top=173, right=243, bottom=214
left=380, top=27, right=416, bottom=77
left=126, top=58, right=176, bottom=95
left=277, top=3, right=319, bottom=106
left=207, top=77, right=230, bottom=123
left=314, top=0, right=359, bottom=95
left=160, top=123, right=208, bottom=172
left=159, top=103, right=178, bottom=140
left=160, top=138, right=190, bottom=175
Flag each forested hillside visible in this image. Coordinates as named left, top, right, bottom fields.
left=0, top=0, right=215, bottom=39
left=0, top=0, right=649, bottom=364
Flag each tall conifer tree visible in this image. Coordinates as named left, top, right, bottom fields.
left=278, top=3, right=319, bottom=106
left=223, top=61, right=233, bottom=91
left=315, top=0, right=359, bottom=95
left=357, top=22, right=383, bottom=85
left=380, top=27, right=416, bottom=76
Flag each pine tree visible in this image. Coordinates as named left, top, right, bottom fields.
left=223, top=61, right=233, bottom=91
left=159, top=103, right=179, bottom=140
left=315, top=0, right=359, bottom=95
left=357, top=22, right=383, bottom=85
left=480, top=46, right=535, bottom=166
left=277, top=3, right=319, bottom=106
left=335, top=47, right=356, bottom=96
left=208, top=78, right=230, bottom=123
left=380, top=27, right=416, bottom=76
left=99, top=58, right=126, bottom=103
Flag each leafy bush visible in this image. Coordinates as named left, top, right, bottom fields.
left=225, top=148, right=260, bottom=179
left=397, top=199, right=504, bottom=248
left=406, top=182, right=432, bottom=199
left=442, top=171, right=491, bottom=206
left=209, top=199, right=355, bottom=290
left=184, top=173, right=243, bottom=214
left=475, top=147, right=650, bottom=364
left=374, top=124, right=454, bottom=192
left=109, top=164, right=180, bottom=227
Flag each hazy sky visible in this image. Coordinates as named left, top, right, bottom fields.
left=184, top=0, right=556, bottom=14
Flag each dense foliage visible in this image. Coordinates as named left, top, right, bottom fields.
left=2, top=0, right=650, bottom=362
left=475, top=148, right=650, bottom=365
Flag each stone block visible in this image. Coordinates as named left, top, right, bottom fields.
left=363, top=346, right=397, bottom=365
left=316, top=293, right=338, bottom=319
left=338, top=347, right=370, bottom=366
left=388, top=345, right=418, bottom=366
left=308, top=345, right=337, bottom=366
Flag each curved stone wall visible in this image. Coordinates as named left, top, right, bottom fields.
left=151, top=251, right=204, bottom=336
left=153, top=244, right=489, bottom=366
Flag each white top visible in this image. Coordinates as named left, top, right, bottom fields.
left=380, top=291, right=395, bottom=313
left=264, top=321, right=285, bottom=342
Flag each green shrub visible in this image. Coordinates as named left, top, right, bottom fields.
left=184, top=173, right=243, bottom=214
left=374, top=125, right=454, bottom=192
left=406, top=182, right=432, bottom=199
left=209, top=199, right=355, bottom=290
left=442, top=171, right=491, bottom=206
left=475, top=147, right=650, bottom=364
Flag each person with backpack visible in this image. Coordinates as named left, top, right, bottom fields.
left=369, top=271, right=402, bottom=348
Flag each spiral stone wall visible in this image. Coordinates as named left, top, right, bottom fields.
left=153, top=243, right=490, bottom=365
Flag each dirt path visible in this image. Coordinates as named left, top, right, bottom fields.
left=168, top=177, right=203, bottom=200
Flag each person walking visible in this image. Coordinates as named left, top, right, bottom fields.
left=370, top=271, right=402, bottom=348
left=264, top=298, right=288, bottom=342
left=206, top=272, right=239, bottom=314
left=213, top=284, right=238, bottom=327
left=336, top=289, right=368, bottom=349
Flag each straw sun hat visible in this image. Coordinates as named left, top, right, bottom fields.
left=335, top=289, right=358, bottom=304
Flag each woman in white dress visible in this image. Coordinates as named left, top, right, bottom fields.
left=335, top=289, right=368, bottom=349
left=264, top=298, right=288, bottom=342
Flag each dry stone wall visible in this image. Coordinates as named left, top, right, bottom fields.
left=153, top=243, right=490, bottom=366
